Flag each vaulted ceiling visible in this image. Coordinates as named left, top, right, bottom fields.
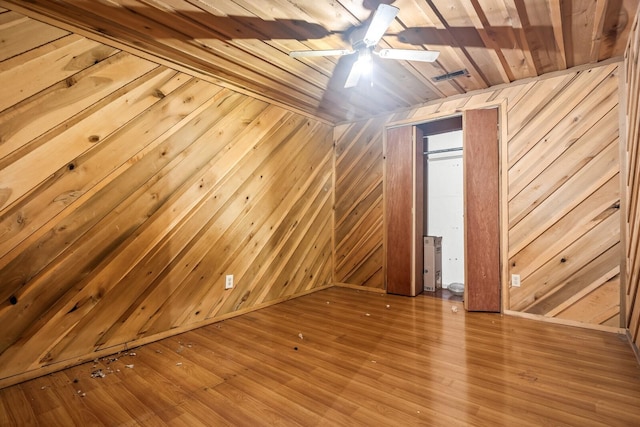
left=2, top=0, right=638, bottom=123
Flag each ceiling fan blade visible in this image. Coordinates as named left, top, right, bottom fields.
left=344, top=60, right=363, bottom=88
left=376, top=49, right=440, bottom=62
left=362, top=4, right=399, bottom=47
left=289, top=49, right=353, bottom=58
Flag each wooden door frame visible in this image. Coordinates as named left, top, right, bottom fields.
left=383, top=101, right=509, bottom=311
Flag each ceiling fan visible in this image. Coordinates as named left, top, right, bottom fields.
left=289, top=4, right=440, bottom=88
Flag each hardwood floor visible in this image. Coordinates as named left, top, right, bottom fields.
left=1, top=286, right=639, bottom=426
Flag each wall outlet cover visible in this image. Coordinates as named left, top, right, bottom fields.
left=511, top=274, right=521, bottom=287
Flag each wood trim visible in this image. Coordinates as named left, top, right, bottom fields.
left=333, top=282, right=386, bottom=293
left=504, top=309, right=626, bottom=334
left=619, top=52, right=629, bottom=328
left=413, top=126, right=424, bottom=296
left=332, top=130, right=337, bottom=285
left=498, top=100, right=510, bottom=311
left=419, top=116, right=463, bottom=136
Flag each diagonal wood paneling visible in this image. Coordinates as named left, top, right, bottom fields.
left=0, top=13, right=333, bottom=388
left=334, top=61, right=621, bottom=327
left=334, top=119, right=390, bottom=289
left=623, top=5, right=640, bottom=352
left=508, top=64, right=620, bottom=324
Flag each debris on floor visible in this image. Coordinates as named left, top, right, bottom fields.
left=386, top=304, right=391, bottom=309
left=176, top=362, right=183, bottom=366
left=125, top=364, right=134, bottom=369
left=90, top=369, right=106, bottom=379
left=298, top=333, right=304, bottom=340
left=365, top=313, right=371, bottom=316
left=451, top=305, right=459, bottom=313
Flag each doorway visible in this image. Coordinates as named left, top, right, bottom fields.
left=421, top=117, right=464, bottom=301
left=384, top=108, right=502, bottom=312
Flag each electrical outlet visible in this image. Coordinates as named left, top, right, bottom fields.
left=511, top=274, right=521, bottom=287
left=225, top=274, right=234, bottom=290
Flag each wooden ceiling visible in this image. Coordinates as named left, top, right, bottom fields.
left=2, top=0, right=638, bottom=123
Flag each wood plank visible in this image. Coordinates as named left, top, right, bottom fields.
left=513, top=214, right=620, bottom=312
left=556, top=275, right=621, bottom=323
left=0, top=14, right=67, bottom=62
left=0, top=71, right=202, bottom=262
left=3, top=73, right=218, bottom=292
left=131, top=119, right=332, bottom=333
left=0, top=52, right=160, bottom=210
left=508, top=104, right=619, bottom=226
left=0, top=36, right=117, bottom=114
left=505, top=73, right=574, bottom=140
left=510, top=175, right=620, bottom=281
left=508, top=71, right=619, bottom=204
left=0, top=97, right=274, bottom=367
left=508, top=64, right=617, bottom=164
left=75, top=116, right=327, bottom=346
left=509, top=140, right=620, bottom=256
left=335, top=180, right=382, bottom=247
left=517, top=0, right=565, bottom=73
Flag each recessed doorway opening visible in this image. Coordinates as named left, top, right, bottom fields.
left=420, top=117, right=464, bottom=302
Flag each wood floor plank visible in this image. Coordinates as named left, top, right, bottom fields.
left=233, top=303, right=608, bottom=425
left=1, top=287, right=639, bottom=426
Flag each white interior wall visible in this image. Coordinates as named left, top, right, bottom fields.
left=426, top=130, right=464, bottom=287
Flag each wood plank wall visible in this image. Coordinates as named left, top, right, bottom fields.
left=335, top=62, right=622, bottom=327
left=0, top=12, right=333, bottom=388
left=624, top=6, right=640, bottom=352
